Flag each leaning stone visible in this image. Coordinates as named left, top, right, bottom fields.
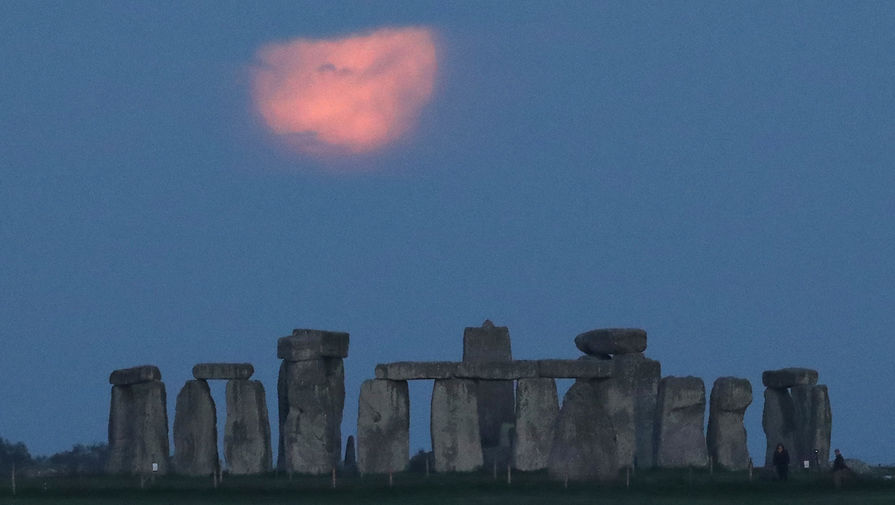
left=761, top=368, right=819, bottom=389
left=357, top=379, right=410, bottom=474
left=762, top=387, right=796, bottom=466
left=106, top=381, right=169, bottom=475
left=192, top=363, right=254, bottom=380
left=537, top=359, right=614, bottom=379
left=277, top=329, right=349, bottom=361
left=513, top=378, right=559, bottom=471
left=430, top=379, right=483, bottom=472
left=548, top=380, right=618, bottom=481
left=279, top=358, right=345, bottom=474
left=791, top=384, right=831, bottom=468
left=173, top=380, right=218, bottom=476
left=707, top=377, right=752, bottom=470
left=454, top=360, right=538, bottom=380
left=574, top=328, right=647, bottom=356
left=109, top=365, right=161, bottom=385
left=374, top=361, right=458, bottom=380
left=225, top=379, right=272, bottom=475
left=654, top=376, right=708, bottom=468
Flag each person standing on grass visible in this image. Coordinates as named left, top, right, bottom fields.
left=773, top=443, right=790, bottom=481
left=832, top=449, right=850, bottom=488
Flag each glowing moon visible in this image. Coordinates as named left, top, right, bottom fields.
left=252, top=27, right=437, bottom=157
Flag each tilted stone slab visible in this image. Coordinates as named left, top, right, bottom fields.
left=109, top=365, right=162, bottom=385
left=431, top=379, right=483, bottom=472
left=454, top=360, right=538, bottom=380
left=537, top=359, right=614, bottom=379
left=707, top=377, right=752, bottom=470
left=225, top=379, right=272, bottom=475
left=106, top=381, right=169, bottom=475
left=173, top=380, right=218, bottom=476
left=277, top=329, right=349, bottom=361
left=762, top=368, right=818, bottom=389
left=357, top=379, right=410, bottom=474
left=192, top=363, right=254, bottom=380
left=574, top=328, right=647, bottom=356
left=654, top=376, right=708, bottom=468
left=791, top=384, right=831, bottom=468
left=278, top=358, right=345, bottom=474
left=762, top=387, right=796, bottom=467
left=375, top=361, right=459, bottom=380
left=548, top=380, right=618, bottom=481
left=513, top=378, right=559, bottom=471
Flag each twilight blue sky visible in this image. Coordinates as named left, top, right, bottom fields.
left=2, top=2, right=894, bottom=464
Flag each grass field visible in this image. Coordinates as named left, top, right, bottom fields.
left=1, top=468, right=893, bottom=505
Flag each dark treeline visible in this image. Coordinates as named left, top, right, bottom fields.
left=0, top=436, right=108, bottom=476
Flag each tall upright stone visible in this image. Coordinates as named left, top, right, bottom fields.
left=431, top=379, right=483, bottom=472
left=631, top=356, right=661, bottom=469
left=225, top=379, right=272, bottom=475
left=512, top=378, right=559, bottom=471
left=762, top=387, right=796, bottom=466
left=357, top=379, right=410, bottom=474
left=547, top=380, right=618, bottom=481
left=462, top=320, right=514, bottom=450
left=707, top=377, right=752, bottom=470
left=654, top=376, right=707, bottom=468
left=106, top=366, right=169, bottom=475
left=605, top=353, right=661, bottom=469
left=173, top=380, right=218, bottom=475
left=791, top=384, right=831, bottom=467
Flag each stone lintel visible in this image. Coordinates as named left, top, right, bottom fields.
left=537, top=359, right=614, bottom=379
left=374, top=359, right=614, bottom=380
left=454, top=360, right=538, bottom=380
left=193, top=363, right=254, bottom=380
left=762, top=368, right=819, bottom=389
left=109, top=365, right=162, bottom=385
left=375, top=361, right=458, bottom=380
left=277, top=329, right=349, bottom=361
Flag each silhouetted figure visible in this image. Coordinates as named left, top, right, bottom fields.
left=832, top=448, right=850, bottom=488
left=772, top=443, right=790, bottom=481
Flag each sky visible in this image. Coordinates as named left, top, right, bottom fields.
left=2, top=1, right=894, bottom=465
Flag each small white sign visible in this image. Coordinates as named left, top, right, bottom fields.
left=152, top=463, right=159, bottom=472
left=802, top=460, right=810, bottom=469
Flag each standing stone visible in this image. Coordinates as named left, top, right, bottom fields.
left=462, top=321, right=514, bottom=449
left=631, top=356, right=661, bottom=469
left=512, top=378, right=559, bottom=471
left=791, top=384, right=831, bottom=468
left=654, top=376, right=707, bottom=468
left=606, top=353, right=660, bottom=469
left=707, top=377, right=752, bottom=470
left=547, top=380, right=618, bottom=481
left=431, top=379, right=483, bottom=472
left=173, top=380, right=218, bottom=475
left=357, top=379, right=410, bottom=474
left=762, top=387, right=796, bottom=467
left=279, top=357, right=345, bottom=474
left=106, top=379, right=170, bottom=475
left=225, top=379, right=272, bottom=475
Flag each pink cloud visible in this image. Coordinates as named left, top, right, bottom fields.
left=252, top=27, right=437, bottom=158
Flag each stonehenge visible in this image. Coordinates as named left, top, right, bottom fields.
left=762, top=367, right=831, bottom=468
left=103, top=324, right=835, bottom=484
left=707, top=377, right=752, bottom=470
left=106, top=365, right=170, bottom=475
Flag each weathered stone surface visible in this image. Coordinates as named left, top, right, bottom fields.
left=277, top=329, right=349, bottom=361
left=605, top=353, right=658, bottom=469
left=278, top=358, right=345, bottom=474
left=762, top=387, right=795, bottom=467
left=548, top=380, right=618, bottom=481
left=629, top=355, right=661, bottom=469
left=192, top=363, right=254, bottom=380
left=109, top=365, right=161, bottom=386
left=463, top=321, right=514, bottom=449
left=374, top=362, right=458, bottom=380
left=707, top=377, right=752, bottom=470
left=654, top=376, right=707, bottom=468
left=431, top=379, right=483, bottom=472
left=791, top=384, right=831, bottom=468
left=225, top=379, right=272, bottom=475
left=762, top=368, right=818, bottom=389
left=574, top=328, right=647, bottom=356
left=537, top=359, right=614, bottom=379
left=106, top=381, right=169, bottom=475
left=513, top=378, right=559, bottom=471
left=173, top=380, right=218, bottom=476
left=357, top=379, right=409, bottom=474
